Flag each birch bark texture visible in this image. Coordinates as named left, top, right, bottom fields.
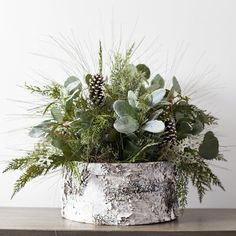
left=62, top=162, right=179, bottom=225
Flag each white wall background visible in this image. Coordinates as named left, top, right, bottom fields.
left=0, top=0, right=235, bottom=208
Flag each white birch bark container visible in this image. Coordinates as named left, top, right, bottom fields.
left=61, top=162, right=179, bottom=225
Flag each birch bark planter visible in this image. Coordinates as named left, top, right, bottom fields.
left=62, top=162, right=179, bottom=225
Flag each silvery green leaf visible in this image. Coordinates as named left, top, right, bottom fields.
left=150, top=88, right=166, bottom=107
left=113, top=100, right=137, bottom=118
left=113, top=116, right=139, bottom=134
left=29, top=120, right=53, bottom=138
left=172, top=76, right=181, bottom=94
left=128, top=90, right=138, bottom=108
left=29, top=126, right=46, bottom=138
left=64, top=76, right=81, bottom=94
left=64, top=76, right=79, bottom=87
left=51, top=107, right=63, bottom=123
left=151, top=74, right=165, bottom=88
left=143, top=120, right=165, bottom=133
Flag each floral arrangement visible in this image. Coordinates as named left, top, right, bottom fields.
left=4, top=42, right=225, bottom=208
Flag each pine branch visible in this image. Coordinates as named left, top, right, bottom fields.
left=11, top=165, right=45, bottom=198
left=25, top=82, right=61, bottom=99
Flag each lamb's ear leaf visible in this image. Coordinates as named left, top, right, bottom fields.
left=143, top=120, right=165, bottom=133
left=113, top=100, right=137, bottom=118
left=113, top=116, right=139, bottom=134
left=150, top=89, right=166, bottom=107
left=199, top=131, right=219, bottom=160
left=172, top=76, right=181, bottom=94
left=136, top=64, right=151, bottom=79
left=151, top=74, right=165, bottom=88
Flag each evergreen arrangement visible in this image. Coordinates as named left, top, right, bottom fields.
left=4, top=42, right=225, bottom=208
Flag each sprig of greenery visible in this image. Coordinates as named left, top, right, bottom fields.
left=25, top=82, right=62, bottom=99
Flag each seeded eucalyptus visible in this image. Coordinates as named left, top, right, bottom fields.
left=4, top=42, right=225, bottom=208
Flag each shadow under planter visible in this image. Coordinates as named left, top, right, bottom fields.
left=62, top=162, right=179, bottom=225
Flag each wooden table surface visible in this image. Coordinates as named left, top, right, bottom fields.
left=0, top=208, right=235, bottom=236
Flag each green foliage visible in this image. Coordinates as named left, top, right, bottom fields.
left=158, top=144, right=224, bottom=208
left=4, top=41, right=226, bottom=208
left=25, top=82, right=61, bottom=99
left=109, top=45, right=146, bottom=98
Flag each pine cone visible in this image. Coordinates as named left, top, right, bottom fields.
left=89, top=74, right=105, bottom=106
left=158, top=119, right=177, bottom=148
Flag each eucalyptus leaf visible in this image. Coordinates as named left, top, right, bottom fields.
left=29, top=126, right=46, bottom=138
left=128, top=90, right=138, bottom=108
left=142, top=120, right=165, bottom=133
left=113, top=116, right=139, bottom=134
left=172, top=76, right=181, bottom=94
left=151, top=74, right=165, bottom=88
left=29, top=120, right=53, bottom=138
left=113, top=100, right=137, bottom=118
left=150, top=88, right=166, bottom=107
left=136, top=64, right=151, bottom=79
left=64, top=76, right=81, bottom=94
left=199, top=131, right=219, bottom=160
left=51, top=107, right=63, bottom=123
